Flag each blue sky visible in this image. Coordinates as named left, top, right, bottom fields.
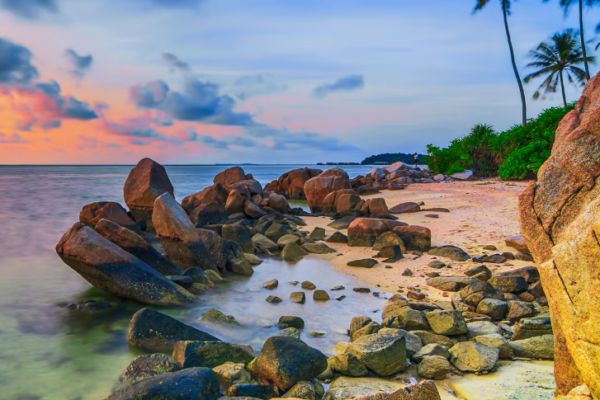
left=0, top=0, right=599, bottom=164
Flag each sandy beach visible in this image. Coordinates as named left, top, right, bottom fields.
left=303, top=179, right=533, bottom=302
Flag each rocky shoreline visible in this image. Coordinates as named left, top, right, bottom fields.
left=55, top=158, right=553, bottom=400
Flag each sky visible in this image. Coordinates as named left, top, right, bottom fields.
left=1, top=0, right=600, bottom=165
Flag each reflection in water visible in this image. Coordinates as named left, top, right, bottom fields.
left=0, top=165, right=382, bottom=400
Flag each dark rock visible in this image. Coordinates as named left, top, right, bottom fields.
left=173, top=341, right=254, bottom=368
left=189, top=202, right=228, bottom=226
left=389, top=202, right=421, bottom=214
left=214, top=166, right=246, bottom=186
left=309, top=227, right=326, bottom=241
left=128, top=308, right=219, bottom=353
left=512, top=317, right=553, bottom=340
left=266, top=296, right=283, bottom=303
left=507, top=301, right=536, bottom=322
left=348, top=218, right=407, bottom=247
left=391, top=226, right=432, bottom=252
left=480, top=254, right=507, bottom=264
left=428, top=246, right=470, bottom=261
left=347, top=259, right=378, bottom=268
left=119, top=354, right=182, bottom=385
left=222, top=224, right=254, bottom=254
left=302, top=243, right=337, bottom=254
left=476, top=299, right=508, bottom=321
left=56, top=223, right=195, bottom=306
left=488, top=275, right=528, bottom=293
left=106, top=367, right=220, bottom=400
left=196, top=309, right=242, bottom=328
left=425, top=310, right=468, bottom=336
left=499, top=267, right=540, bottom=283
left=325, top=232, right=349, bottom=243
left=95, top=219, right=182, bottom=276
left=153, top=193, right=217, bottom=271
left=427, top=276, right=478, bottom=292
left=290, top=292, right=306, bottom=304
left=327, top=216, right=357, bottom=230
left=225, top=384, right=277, bottom=399
left=278, top=316, right=305, bottom=329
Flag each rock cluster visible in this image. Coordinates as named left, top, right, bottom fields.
left=56, top=160, right=322, bottom=306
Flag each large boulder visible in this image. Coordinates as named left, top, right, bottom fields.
left=425, top=310, right=468, bottom=336
left=153, top=193, right=217, bottom=271
left=106, top=368, right=221, bottom=400
left=80, top=201, right=142, bottom=235
left=346, top=333, right=407, bottom=376
left=348, top=218, right=407, bottom=247
left=518, top=74, right=600, bottom=396
left=322, top=189, right=361, bottom=213
left=214, top=166, right=246, bottom=186
left=510, top=335, right=554, bottom=360
left=56, top=223, right=196, bottom=306
left=123, top=158, right=174, bottom=229
left=304, top=169, right=351, bottom=213
left=95, top=219, right=182, bottom=276
left=128, top=308, right=219, bottom=352
left=264, top=168, right=322, bottom=199
left=248, top=336, right=328, bottom=391
left=181, top=184, right=227, bottom=215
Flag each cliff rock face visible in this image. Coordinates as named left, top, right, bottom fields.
left=518, top=72, right=600, bottom=398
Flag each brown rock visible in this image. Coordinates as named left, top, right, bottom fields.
left=351, top=381, right=442, bottom=400
left=265, top=168, right=322, bottom=199
left=214, top=166, right=246, bottom=186
left=505, top=234, right=530, bottom=254
left=369, top=198, right=389, bottom=214
left=389, top=202, right=421, bottom=214
left=123, top=158, right=174, bottom=229
left=304, top=169, right=351, bottom=213
left=225, top=190, right=246, bottom=215
left=348, top=218, right=407, bottom=247
left=80, top=201, right=141, bottom=235
left=181, top=185, right=226, bottom=215
left=153, top=193, right=217, bottom=271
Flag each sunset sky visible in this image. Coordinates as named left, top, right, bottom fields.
left=0, top=0, right=599, bottom=165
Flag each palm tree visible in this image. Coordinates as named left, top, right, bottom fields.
left=474, top=1, right=527, bottom=126
left=524, top=29, right=593, bottom=107
left=544, top=0, right=596, bottom=81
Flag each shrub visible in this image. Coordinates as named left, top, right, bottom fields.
left=426, top=104, right=574, bottom=179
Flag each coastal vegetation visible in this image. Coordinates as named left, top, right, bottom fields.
left=425, top=104, right=574, bottom=179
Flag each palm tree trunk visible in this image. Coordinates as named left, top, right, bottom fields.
left=560, top=70, right=567, bottom=108
left=502, top=4, right=527, bottom=126
left=579, top=0, right=591, bottom=80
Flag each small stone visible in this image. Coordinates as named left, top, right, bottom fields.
left=402, top=268, right=414, bottom=276
left=309, top=227, right=326, bottom=241
left=313, top=290, right=330, bottom=301
left=278, top=327, right=301, bottom=339
left=330, top=285, right=345, bottom=291
left=290, top=292, right=306, bottom=304
left=335, top=295, right=346, bottom=301
left=326, top=231, right=349, bottom=243
left=302, top=281, right=316, bottom=290
left=483, top=245, right=497, bottom=251
left=278, top=316, right=305, bottom=329
left=407, top=291, right=425, bottom=301
left=428, top=260, right=446, bottom=269
left=353, top=288, right=371, bottom=293
left=266, top=295, right=282, bottom=303
left=263, top=279, right=279, bottom=289
left=426, top=272, right=440, bottom=278
left=310, top=331, right=326, bottom=337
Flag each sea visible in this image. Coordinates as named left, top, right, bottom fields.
left=0, top=164, right=391, bottom=400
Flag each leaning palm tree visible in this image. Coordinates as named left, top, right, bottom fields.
left=524, top=29, right=594, bottom=107
left=474, top=0, right=527, bottom=126
left=544, top=0, right=597, bottom=81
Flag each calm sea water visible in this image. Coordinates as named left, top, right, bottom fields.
left=0, top=164, right=388, bottom=400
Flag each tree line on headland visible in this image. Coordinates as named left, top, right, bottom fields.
left=427, top=0, right=598, bottom=180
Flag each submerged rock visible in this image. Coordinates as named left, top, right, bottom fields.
left=56, top=223, right=196, bottom=306
left=128, top=308, right=219, bottom=352
left=106, top=367, right=220, bottom=400
left=196, top=309, right=243, bottom=328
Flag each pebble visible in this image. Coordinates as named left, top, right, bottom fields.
left=353, top=288, right=370, bottom=293
left=266, top=296, right=282, bottom=303
left=330, top=286, right=345, bottom=291
left=302, top=281, right=316, bottom=290
left=335, top=295, right=346, bottom=301
left=310, top=331, right=326, bottom=337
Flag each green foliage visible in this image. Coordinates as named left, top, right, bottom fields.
left=361, top=152, right=424, bottom=165
left=426, top=104, right=574, bottom=179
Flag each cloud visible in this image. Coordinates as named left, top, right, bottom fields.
left=0, top=37, right=39, bottom=84
left=163, top=53, right=190, bottom=72
left=0, top=132, right=28, bottom=143
left=130, top=77, right=255, bottom=126
left=233, top=74, right=288, bottom=101
left=0, top=0, right=58, bottom=19
left=0, top=79, right=98, bottom=131
left=270, top=130, right=357, bottom=152
left=102, top=117, right=166, bottom=141
left=195, top=133, right=257, bottom=149
left=312, top=74, right=365, bottom=99
left=65, top=49, right=93, bottom=79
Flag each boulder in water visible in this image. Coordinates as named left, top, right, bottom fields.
left=153, top=193, right=217, bottom=271
left=56, top=223, right=196, bottom=306
left=123, top=158, right=174, bottom=229
left=80, top=201, right=142, bottom=234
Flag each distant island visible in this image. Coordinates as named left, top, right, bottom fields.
left=360, top=152, right=425, bottom=165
